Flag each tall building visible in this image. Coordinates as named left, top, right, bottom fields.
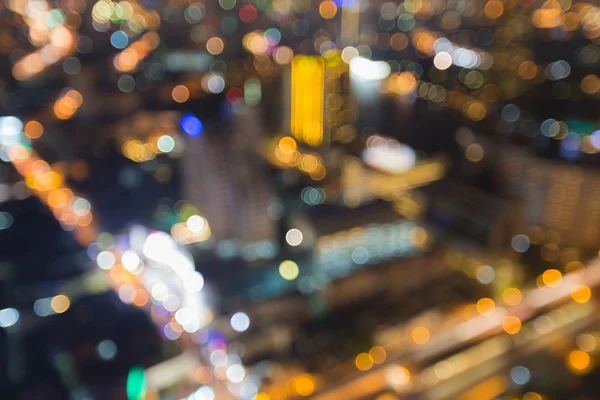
left=182, top=104, right=278, bottom=259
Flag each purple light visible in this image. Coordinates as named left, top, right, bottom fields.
left=590, top=130, right=600, bottom=149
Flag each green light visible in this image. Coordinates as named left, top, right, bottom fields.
left=126, top=365, right=146, bottom=400
left=244, top=78, right=262, bottom=106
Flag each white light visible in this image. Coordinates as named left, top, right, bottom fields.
left=157, top=135, right=175, bottom=153
left=210, top=349, right=228, bottom=366
left=341, top=46, right=359, bottom=63
left=0, top=308, right=19, bottom=327
left=350, top=57, right=391, bottom=81
left=285, top=228, right=303, bottom=246
left=0, top=116, right=23, bottom=146
left=187, top=215, right=207, bottom=233
left=362, top=143, right=416, bottom=173
left=151, top=283, right=169, bottom=301
left=184, top=271, right=204, bottom=293
left=143, top=232, right=175, bottom=262
left=96, top=251, right=116, bottom=270
left=72, top=198, right=91, bottom=216
left=226, top=364, right=246, bottom=383
left=182, top=316, right=201, bottom=332
left=163, top=294, right=180, bottom=311
left=454, top=48, right=479, bottom=68
left=192, top=386, right=215, bottom=400
left=175, top=307, right=193, bottom=325
left=434, top=38, right=453, bottom=53
left=546, top=60, right=571, bottom=80
left=207, top=75, right=225, bottom=93
left=386, top=365, right=410, bottom=388
left=118, top=284, right=135, bottom=304
left=121, top=250, right=140, bottom=272
left=433, top=52, right=452, bottom=70
left=230, top=312, right=251, bottom=332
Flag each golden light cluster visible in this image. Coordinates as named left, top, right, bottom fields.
left=92, top=0, right=160, bottom=32
left=9, top=0, right=78, bottom=81
left=114, top=32, right=160, bottom=72
left=268, top=136, right=327, bottom=180
left=53, top=89, right=83, bottom=120
left=7, top=144, right=97, bottom=245
left=171, top=215, right=212, bottom=245
left=13, top=25, right=76, bottom=81
left=121, top=132, right=176, bottom=162
left=532, top=1, right=600, bottom=40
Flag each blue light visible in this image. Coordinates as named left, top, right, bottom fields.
left=180, top=114, right=203, bottom=137
left=110, top=31, right=129, bottom=49
left=510, top=366, right=530, bottom=385
left=334, top=0, right=357, bottom=7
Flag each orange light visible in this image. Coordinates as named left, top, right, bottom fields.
left=355, top=352, right=374, bottom=371
left=567, top=349, right=591, bottom=372
left=572, top=285, right=591, bottom=304
left=369, top=346, right=387, bottom=364
left=411, top=326, right=431, bottom=344
left=292, top=374, right=315, bottom=396
left=24, top=120, right=44, bottom=139
left=51, top=295, right=70, bottom=313
left=476, top=298, right=495, bottom=316
left=502, top=316, right=522, bottom=334
left=172, top=85, right=190, bottom=103
left=484, top=0, right=504, bottom=19
left=502, top=288, right=522, bottom=306
left=133, top=288, right=149, bottom=306
left=542, top=269, right=562, bottom=288
left=206, top=37, right=225, bottom=55
left=319, top=1, right=338, bottom=19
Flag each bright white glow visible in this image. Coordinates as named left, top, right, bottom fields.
left=187, top=215, right=207, bottom=233
left=386, top=365, right=410, bottom=388
left=143, top=232, right=175, bottom=262
left=226, top=364, right=246, bottom=383
left=454, top=48, right=479, bottom=68
left=151, top=283, right=169, bottom=301
left=96, top=251, right=116, bottom=270
left=191, top=386, right=215, bottom=400
left=121, top=250, right=140, bottom=272
left=0, top=116, right=23, bottom=146
left=182, top=316, right=201, bottom=332
left=184, top=271, right=204, bottom=293
left=433, top=52, right=452, bottom=70
left=0, top=308, right=19, bottom=327
left=175, top=308, right=194, bottom=325
left=363, top=142, right=417, bottom=173
left=285, top=228, right=303, bottom=246
left=432, top=38, right=487, bottom=70
left=350, top=57, right=391, bottom=81
left=157, top=135, right=175, bottom=153
left=230, top=312, right=250, bottom=332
